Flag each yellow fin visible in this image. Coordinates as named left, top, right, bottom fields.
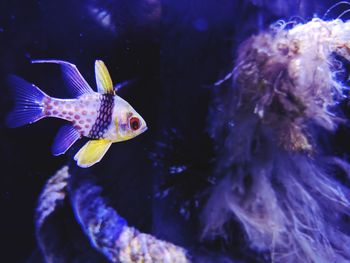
left=74, top=139, right=112, bottom=168
left=95, top=60, right=114, bottom=94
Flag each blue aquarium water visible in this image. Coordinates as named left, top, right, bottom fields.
left=1, top=0, right=350, bottom=262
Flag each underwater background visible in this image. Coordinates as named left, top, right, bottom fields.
left=1, top=0, right=350, bottom=262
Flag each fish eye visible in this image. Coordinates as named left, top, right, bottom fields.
left=129, top=116, right=141, bottom=131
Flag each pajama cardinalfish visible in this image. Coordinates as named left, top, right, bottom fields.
left=7, top=60, right=147, bottom=168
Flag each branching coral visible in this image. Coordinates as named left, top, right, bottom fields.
left=203, top=18, right=350, bottom=262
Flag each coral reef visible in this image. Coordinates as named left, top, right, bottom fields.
left=26, top=8, right=350, bottom=263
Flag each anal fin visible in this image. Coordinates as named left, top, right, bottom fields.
left=52, top=124, right=81, bottom=156
left=74, top=139, right=112, bottom=168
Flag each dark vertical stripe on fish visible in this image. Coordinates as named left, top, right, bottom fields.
left=88, top=94, right=114, bottom=139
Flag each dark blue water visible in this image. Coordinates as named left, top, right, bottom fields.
left=1, top=0, right=350, bottom=262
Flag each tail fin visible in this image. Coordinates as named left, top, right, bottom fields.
left=6, top=75, right=48, bottom=128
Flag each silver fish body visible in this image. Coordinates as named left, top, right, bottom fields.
left=7, top=60, right=147, bottom=167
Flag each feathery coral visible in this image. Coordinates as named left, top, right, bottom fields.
left=203, top=18, right=350, bottom=262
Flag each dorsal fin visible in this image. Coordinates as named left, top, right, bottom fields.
left=32, top=60, right=94, bottom=97
left=95, top=60, right=114, bottom=94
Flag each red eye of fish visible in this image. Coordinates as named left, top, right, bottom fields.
left=129, top=117, right=141, bottom=131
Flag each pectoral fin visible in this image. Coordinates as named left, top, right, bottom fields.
left=95, top=60, right=114, bottom=94
left=74, top=139, right=112, bottom=168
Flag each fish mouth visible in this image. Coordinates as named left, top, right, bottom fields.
left=141, top=126, right=148, bottom=133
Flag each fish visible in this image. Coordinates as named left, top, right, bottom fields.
left=6, top=60, right=147, bottom=168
